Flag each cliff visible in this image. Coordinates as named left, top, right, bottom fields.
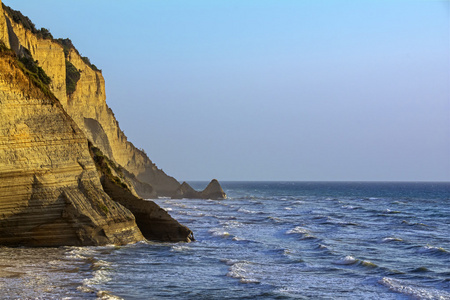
left=0, top=47, right=144, bottom=246
left=0, top=2, right=226, bottom=200
left=0, top=1, right=195, bottom=246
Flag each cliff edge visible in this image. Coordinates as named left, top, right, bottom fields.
left=0, top=1, right=226, bottom=200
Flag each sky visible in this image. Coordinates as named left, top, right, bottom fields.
left=4, top=0, right=450, bottom=181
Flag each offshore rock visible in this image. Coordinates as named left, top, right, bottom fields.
left=172, top=182, right=202, bottom=199
left=201, top=179, right=227, bottom=200
left=173, top=180, right=227, bottom=200
left=0, top=49, right=144, bottom=246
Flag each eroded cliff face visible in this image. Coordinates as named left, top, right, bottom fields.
left=0, top=50, right=144, bottom=246
left=0, top=1, right=226, bottom=200
left=1, top=2, right=179, bottom=197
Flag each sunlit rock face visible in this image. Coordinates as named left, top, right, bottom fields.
left=1, top=0, right=225, bottom=202
left=0, top=49, right=144, bottom=246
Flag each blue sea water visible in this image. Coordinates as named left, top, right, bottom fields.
left=0, top=182, right=449, bottom=299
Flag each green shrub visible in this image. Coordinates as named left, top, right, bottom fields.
left=2, top=3, right=38, bottom=33
left=65, top=60, right=80, bottom=95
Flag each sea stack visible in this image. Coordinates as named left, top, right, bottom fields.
left=201, top=179, right=227, bottom=200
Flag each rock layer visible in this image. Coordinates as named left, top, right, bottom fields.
left=0, top=49, right=144, bottom=246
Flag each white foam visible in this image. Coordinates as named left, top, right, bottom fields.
left=96, top=290, right=124, bottom=300
left=208, top=228, right=231, bottom=237
left=171, top=245, right=191, bottom=252
left=284, top=207, right=293, bottom=210
left=237, top=207, right=259, bottom=214
left=83, top=268, right=111, bottom=287
left=286, top=226, right=310, bottom=235
left=226, top=261, right=260, bottom=284
left=380, top=277, right=450, bottom=299
left=333, top=255, right=358, bottom=265
left=418, top=245, right=449, bottom=254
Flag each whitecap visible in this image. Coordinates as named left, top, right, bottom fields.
left=83, top=268, right=111, bottom=287
left=418, top=245, right=449, bottom=256
left=333, top=255, right=358, bottom=265
left=284, top=207, right=293, bottom=210
left=226, top=261, right=260, bottom=284
left=286, top=226, right=309, bottom=235
left=237, top=207, right=260, bottom=214
left=96, top=290, right=124, bottom=300
left=382, top=237, right=403, bottom=243
left=171, top=245, right=191, bottom=252
left=208, top=228, right=231, bottom=238
left=379, top=277, right=450, bottom=299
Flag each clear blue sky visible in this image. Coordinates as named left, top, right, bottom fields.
left=5, top=0, right=450, bottom=181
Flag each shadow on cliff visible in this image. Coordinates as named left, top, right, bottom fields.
left=89, top=142, right=194, bottom=242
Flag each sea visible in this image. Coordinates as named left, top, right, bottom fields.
left=0, top=181, right=449, bottom=299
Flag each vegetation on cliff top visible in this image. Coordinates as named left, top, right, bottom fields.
left=2, top=4, right=101, bottom=73
left=54, top=38, right=101, bottom=72
left=2, top=3, right=52, bottom=39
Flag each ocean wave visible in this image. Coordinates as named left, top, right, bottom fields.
left=379, top=277, right=450, bottom=299
left=381, top=237, right=404, bottom=243
left=83, top=268, right=111, bottom=287
left=222, top=220, right=244, bottom=228
left=333, top=256, right=378, bottom=268
left=401, top=220, right=431, bottom=228
left=333, top=255, right=358, bottom=265
left=171, top=245, right=192, bottom=252
left=96, top=290, right=124, bottom=300
left=417, top=245, right=450, bottom=257
left=208, top=228, right=231, bottom=238
left=325, top=218, right=360, bottom=227
left=341, top=205, right=360, bottom=210
left=285, top=226, right=316, bottom=240
left=225, top=261, right=260, bottom=284
left=237, top=207, right=263, bottom=214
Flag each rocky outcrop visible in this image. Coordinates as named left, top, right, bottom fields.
left=0, top=48, right=144, bottom=246
left=90, top=145, right=193, bottom=242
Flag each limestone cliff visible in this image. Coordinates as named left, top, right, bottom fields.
left=0, top=48, right=144, bottom=246
left=0, top=2, right=226, bottom=200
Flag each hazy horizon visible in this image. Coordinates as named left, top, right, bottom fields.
left=5, top=0, right=450, bottom=182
